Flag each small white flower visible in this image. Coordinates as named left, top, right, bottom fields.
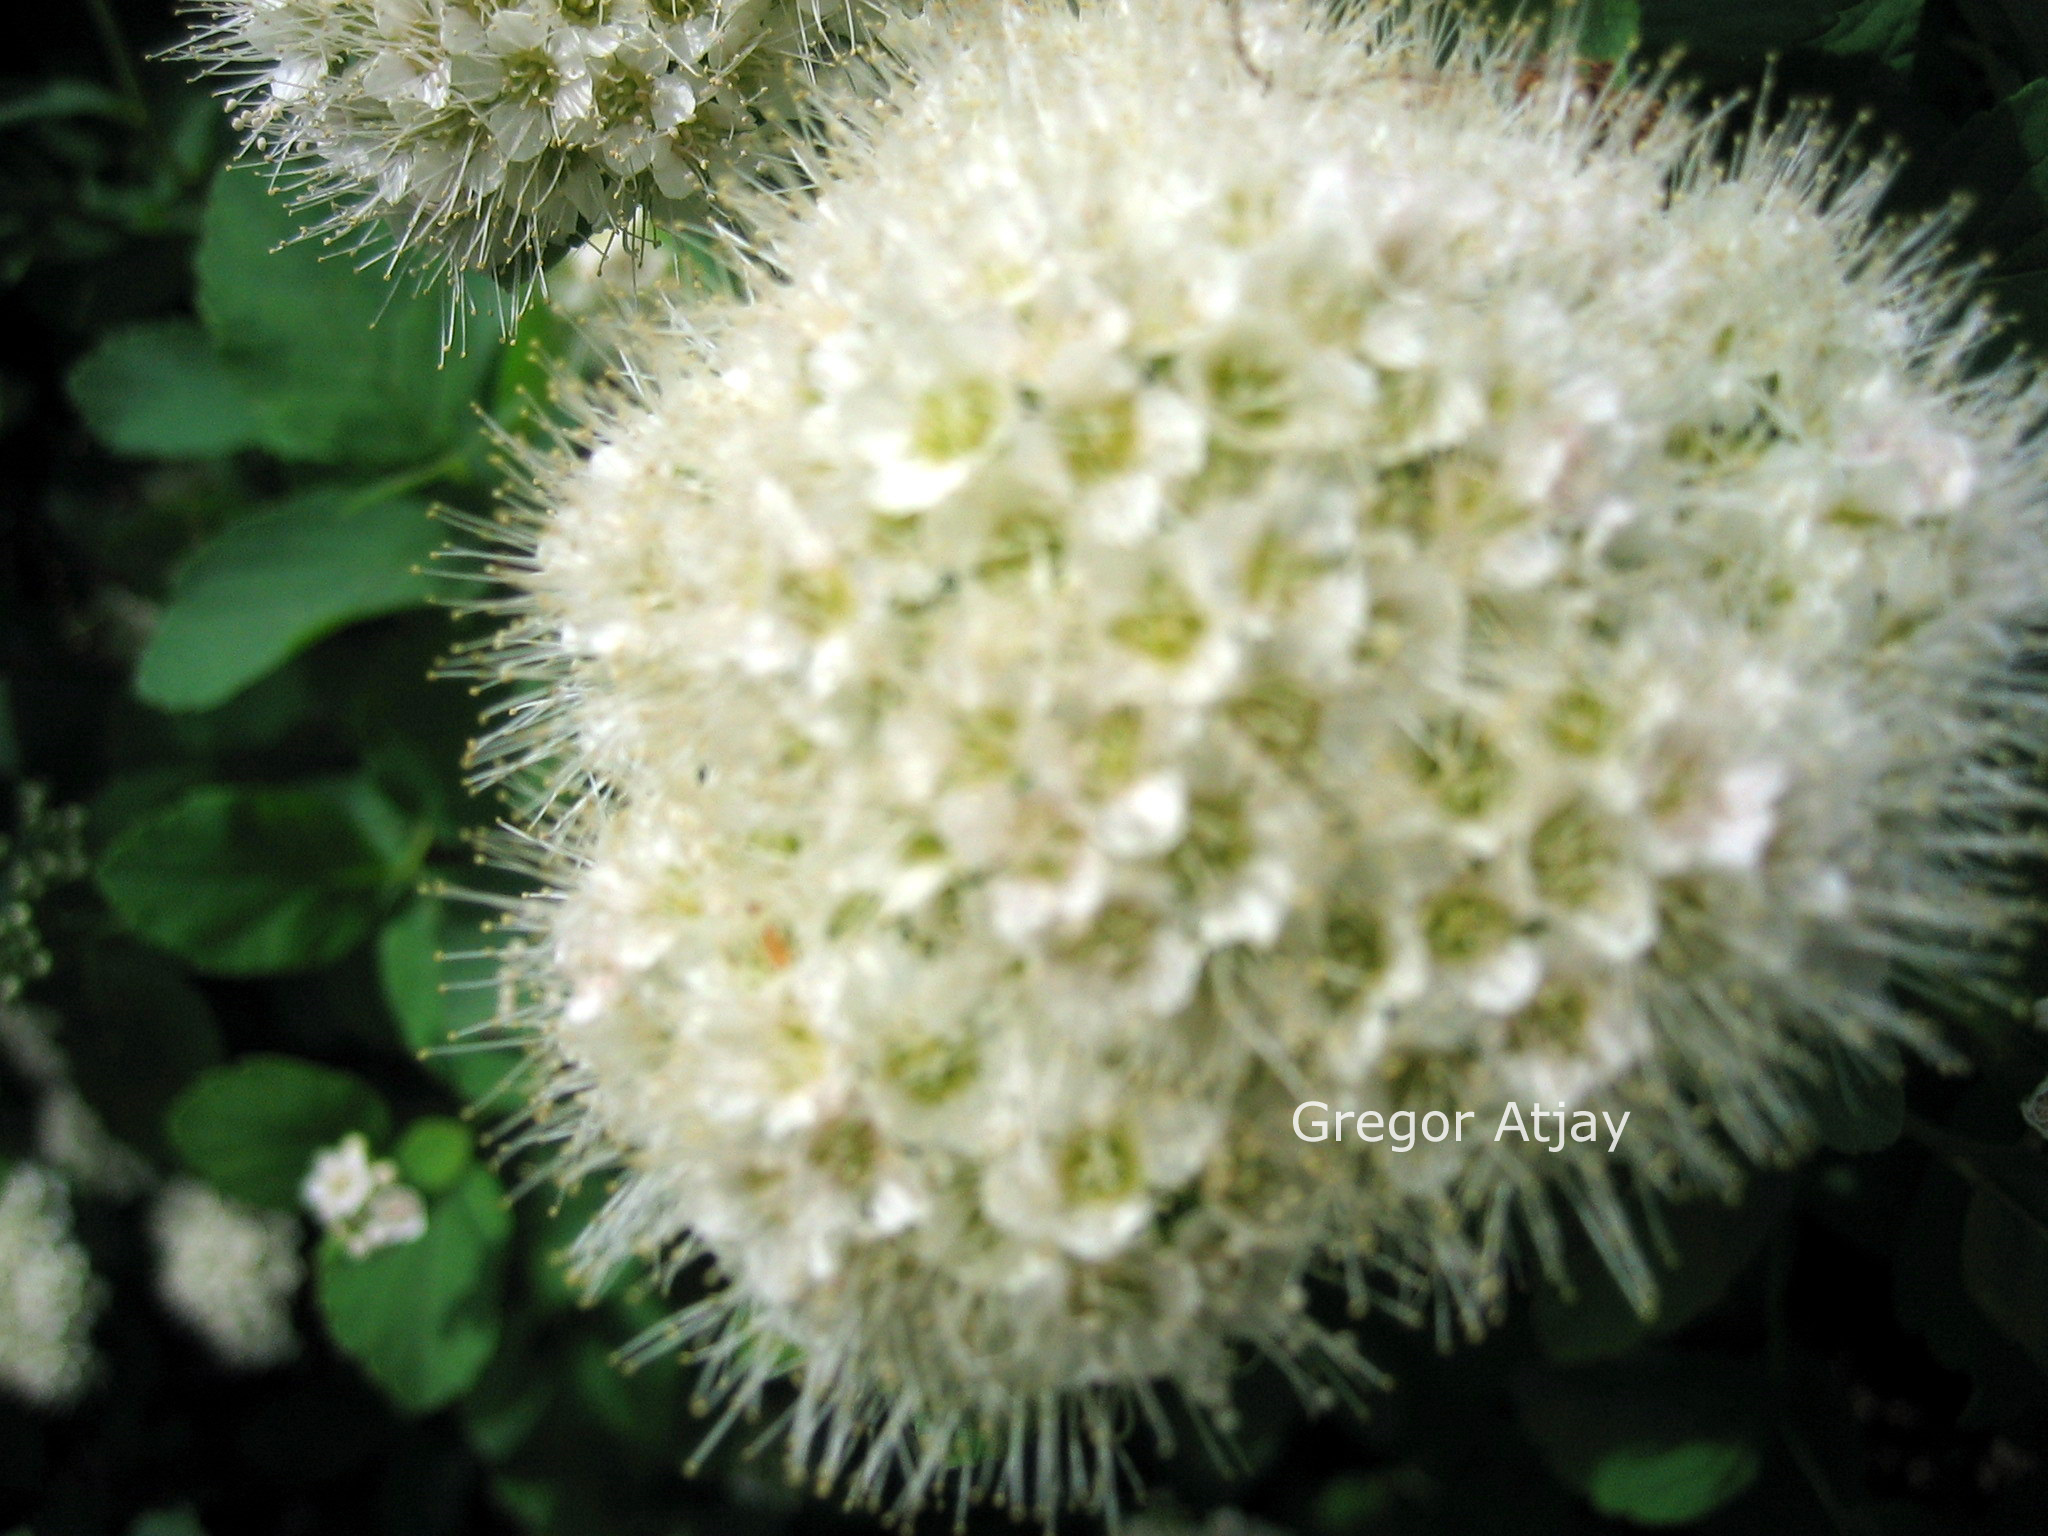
left=302, top=1135, right=429, bottom=1257
left=344, top=1183, right=429, bottom=1258
left=300, top=1133, right=381, bottom=1226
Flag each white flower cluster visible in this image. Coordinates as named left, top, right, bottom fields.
left=180, top=0, right=904, bottom=286
left=467, top=0, right=2048, bottom=1521
left=0, top=1162, right=103, bottom=1407
left=300, top=1133, right=428, bottom=1257
left=152, top=1180, right=305, bottom=1369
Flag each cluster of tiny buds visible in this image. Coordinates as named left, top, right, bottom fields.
left=301, top=1133, right=428, bottom=1257
left=0, top=787, right=86, bottom=1007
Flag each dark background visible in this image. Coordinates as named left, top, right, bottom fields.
left=6, top=2, right=2048, bottom=1533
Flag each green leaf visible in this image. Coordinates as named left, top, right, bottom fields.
left=1575, top=0, right=1640, bottom=59
left=1817, top=0, right=1924, bottom=63
left=96, top=779, right=423, bottom=974
left=568, top=1336, right=684, bottom=1454
left=195, top=166, right=498, bottom=467
left=1583, top=1440, right=1763, bottom=1526
left=0, top=79, right=135, bottom=130
left=136, top=487, right=444, bottom=712
left=1920, top=1125, right=2048, bottom=1229
left=1636, top=0, right=1839, bottom=55
left=167, top=1054, right=390, bottom=1210
left=60, top=944, right=223, bottom=1162
left=66, top=319, right=263, bottom=459
left=1957, top=0, right=2048, bottom=84
left=318, top=1164, right=511, bottom=1413
left=1478, top=0, right=1637, bottom=58
left=1517, top=1357, right=1764, bottom=1527
left=127, top=1510, right=206, bottom=1536
left=377, top=898, right=520, bottom=1104
left=461, top=1329, right=556, bottom=1462
left=396, top=1117, right=476, bottom=1196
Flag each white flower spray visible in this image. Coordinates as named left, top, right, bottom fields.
left=0, top=1163, right=104, bottom=1407
left=301, top=1132, right=429, bottom=1256
left=176, top=0, right=911, bottom=298
left=452, top=0, right=2048, bottom=1522
left=152, top=1180, right=305, bottom=1370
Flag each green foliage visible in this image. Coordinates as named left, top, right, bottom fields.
left=1818, top=0, right=1925, bottom=62
left=65, top=317, right=260, bottom=457
left=166, top=1054, right=391, bottom=1209
left=1635, top=0, right=1842, bottom=55
left=135, top=487, right=445, bottom=711
left=316, top=1163, right=512, bottom=1414
left=1516, top=1358, right=1765, bottom=1525
left=95, top=779, right=425, bottom=974
left=398, top=1116, right=480, bottom=1196
left=193, top=166, right=498, bottom=466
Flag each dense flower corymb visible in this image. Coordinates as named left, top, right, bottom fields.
left=470, top=0, right=2048, bottom=1520
left=179, top=0, right=905, bottom=290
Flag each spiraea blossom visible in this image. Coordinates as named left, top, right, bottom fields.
left=152, top=1180, right=305, bottom=1370
left=0, top=1163, right=103, bottom=1407
left=300, top=1133, right=429, bottom=1257
left=179, top=0, right=907, bottom=291
left=463, top=0, right=2048, bottom=1520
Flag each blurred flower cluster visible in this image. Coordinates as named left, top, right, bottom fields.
left=0, top=1162, right=102, bottom=1407
left=152, top=1179, right=304, bottom=1369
